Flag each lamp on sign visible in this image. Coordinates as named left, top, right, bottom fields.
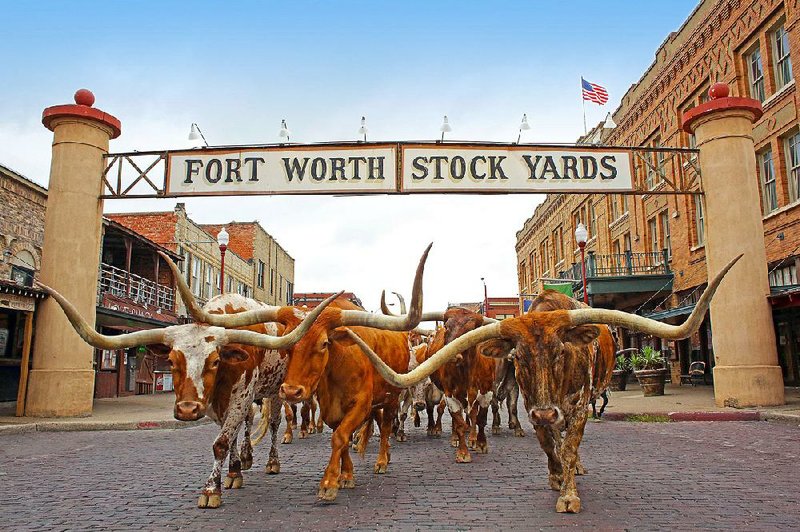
left=279, top=119, right=290, bottom=143
left=358, top=116, right=368, bottom=142
left=517, top=113, right=531, bottom=144
left=188, top=123, right=208, bottom=148
left=440, top=115, right=452, bottom=142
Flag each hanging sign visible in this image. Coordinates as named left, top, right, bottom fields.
left=164, top=143, right=634, bottom=196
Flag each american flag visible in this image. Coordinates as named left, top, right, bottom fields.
left=582, top=77, right=609, bottom=105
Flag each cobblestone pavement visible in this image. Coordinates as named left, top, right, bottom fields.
left=1, top=414, right=799, bottom=531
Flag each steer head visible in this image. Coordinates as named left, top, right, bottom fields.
left=279, top=244, right=433, bottom=404
left=345, top=254, right=744, bottom=426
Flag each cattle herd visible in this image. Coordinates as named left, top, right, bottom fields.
left=38, top=244, right=741, bottom=514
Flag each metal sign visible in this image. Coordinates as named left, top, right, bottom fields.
left=103, top=142, right=700, bottom=198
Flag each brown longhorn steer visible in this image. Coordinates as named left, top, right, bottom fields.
left=276, top=245, right=431, bottom=502
left=417, top=307, right=497, bottom=463
left=38, top=255, right=335, bottom=509
left=347, top=255, right=741, bottom=513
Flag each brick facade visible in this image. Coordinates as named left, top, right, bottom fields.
left=0, top=164, right=46, bottom=283
left=201, top=222, right=295, bottom=306
left=515, top=0, right=800, bottom=384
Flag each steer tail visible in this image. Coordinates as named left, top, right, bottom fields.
left=353, top=418, right=374, bottom=456
left=251, top=401, right=271, bottom=446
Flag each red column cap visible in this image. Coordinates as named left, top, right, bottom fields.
left=42, top=89, right=121, bottom=139
left=682, top=83, right=762, bottom=134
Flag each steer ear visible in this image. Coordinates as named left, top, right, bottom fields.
left=328, top=328, right=354, bottom=345
left=477, top=339, right=515, bottom=358
left=562, top=324, right=601, bottom=346
left=220, top=347, right=250, bottom=363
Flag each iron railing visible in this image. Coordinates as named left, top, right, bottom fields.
left=97, top=263, right=176, bottom=311
left=559, top=250, right=671, bottom=280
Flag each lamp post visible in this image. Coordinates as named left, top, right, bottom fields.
left=217, top=227, right=229, bottom=295
left=575, top=223, right=589, bottom=304
left=480, top=277, right=488, bottom=317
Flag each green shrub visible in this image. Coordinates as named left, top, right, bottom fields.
left=630, top=346, right=666, bottom=371
left=614, top=354, right=631, bottom=372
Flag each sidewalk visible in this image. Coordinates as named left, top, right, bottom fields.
left=0, top=393, right=209, bottom=435
left=601, top=384, right=800, bottom=425
left=1, top=385, right=798, bottom=435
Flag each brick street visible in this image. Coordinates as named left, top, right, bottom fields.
left=1, top=416, right=798, bottom=531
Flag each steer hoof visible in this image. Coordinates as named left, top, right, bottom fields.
left=492, top=426, right=501, bottom=435
left=455, top=450, right=472, bottom=463
left=339, top=476, right=356, bottom=489
left=266, top=459, right=281, bottom=474
left=300, top=430, right=308, bottom=439
left=556, top=495, right=581, bottom=513
left=450, top=437, right=459, bottom=448
left=474, top=441, right=489, bottom=454
left=514, top=428, right=526, bottom=437
left=282, top=433, right=293, bottom=444
left=317, top=486, right=339, bottom=502
left=198, top=492, right=222, bottom=509
left=548, top=474, right=562, bottom=491
left=575, top=463, right=587, bottom=476
left=240, top=455, right=253, bottom=471
left=374, top=462, right=388, bottom=474
left=396, top=431, right=407, bottom=442
left=223, top=473, right=243, bottom=489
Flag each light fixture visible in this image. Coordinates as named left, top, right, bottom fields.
left=575, top=223, right=589, bottom=305
left=517, top=113, right=531, bottom=143
left=603, top=112, right=617, bottom=129
left=279, top=119, right=290, bottom=142
left=440, top=115, right=452, bottom=142
left=358, top=116, right=368, bottom=142
left=188, top=123, right=209, bottom=147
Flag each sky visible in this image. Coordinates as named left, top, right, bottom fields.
left=0, top=0, right=699, bottom=312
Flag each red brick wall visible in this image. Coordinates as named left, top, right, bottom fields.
left=106, top=213, right=178, bottom=251
left=201, top=223, right=256, bottom=261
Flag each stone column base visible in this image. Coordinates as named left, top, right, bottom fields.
left=713, top=365, right=785, bottom=408
left=24, top=369, right=95, bottom=417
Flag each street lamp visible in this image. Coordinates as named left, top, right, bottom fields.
left=480, top=277, right=488, bottom=317
left=440, top=115, right=452, bottom=142
left=575, top=223, right=589, bottom=304
left=217, top=227, right=229, bottom=295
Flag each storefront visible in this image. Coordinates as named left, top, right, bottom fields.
left=0, top=281, right=44, bottom=413
left=770, top=287, right=800, bottom=387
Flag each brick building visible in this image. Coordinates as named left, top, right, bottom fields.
left=201, top=222, right=295, bottom=306
left=108, top=204, right=256, bottom=314
left=448, top=297, right=520, bottom=320
left=516, top=0, right=800, bottom=385
left=293, top=292, right=364, bottom=309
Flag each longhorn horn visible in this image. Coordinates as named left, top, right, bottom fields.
left=393, top=292, right=407, bottom=314
left=221, top=291, right=343, bottom=348
left=567, top=254, right=742, bottom=339
left=345, top=322, right=504, bottom=388
left=36, top=281, right=168, bottom=349
left=340, top=243, right=432, bottom=330
left=419, top=311, right=496, bottom=325
left=160, top=251, right=286, bottom=327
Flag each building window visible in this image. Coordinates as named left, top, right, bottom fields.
left=648, top=218, right=658, bottom=254
left=205, top=266, right=214, bottom=299
left=257, top=260, right=265, bottom=288
left=786, top=131, right=800, bottom=203
left=747, top=47, right=766, bottom=102
left=769, top=264, right=798, bottom=287
left=192, top=258, right=202, bottom=296
left=644, top=136, right=664, bottom=191
left=610, top=194, right=620, bottom=221
left=553, top=228, right=563, bottom=262
left=226, top=275, right=233, bottom=294
left=772, top=24, right=793, bottom=90
left=759, top=149, right=778, bottom=213
left=270, top=268, right=274, bottom=294
left=623, top=233, right=631, bottom=251
left=659, top=211, right=671, bottom=259
left=694, top=195, right=705, bottom=245
left=589, top=201, right=596, bottom=237
left=10, top=266, right=34, bottom=287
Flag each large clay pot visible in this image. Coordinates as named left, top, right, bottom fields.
left=609, top=370, right=628, bottom=391
left=634, top=369, right=667, bottom=397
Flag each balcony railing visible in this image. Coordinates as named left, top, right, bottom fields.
left=97, top=262, right=175, bottom=311
left=559, top=250, right=671, bottom=280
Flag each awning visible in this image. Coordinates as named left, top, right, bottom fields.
left=643, top=304, right=696, bottom=321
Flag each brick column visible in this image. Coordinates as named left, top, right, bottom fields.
left=683, top=83, right=784, bottom=408
left=25, top=90, right=121, bottom=417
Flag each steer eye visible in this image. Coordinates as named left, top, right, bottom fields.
left=210, top=358, right=220, bottom=369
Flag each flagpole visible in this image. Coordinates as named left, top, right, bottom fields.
left=581, top=77, right=588, bottom=138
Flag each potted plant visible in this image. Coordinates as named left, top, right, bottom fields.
left=609, top=353, right=631, bottom=391
left=630, top=346, right=668, bottom=396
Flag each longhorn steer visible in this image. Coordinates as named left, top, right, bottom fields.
left=276, top=244, right=431, bottom=501
left=347, top=255, right=741, bottom=513
left=491, top=355, right=525, bottom=437
left=38, top=255, right=334, bottom=509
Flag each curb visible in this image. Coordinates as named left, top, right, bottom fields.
left=601, top=411, right=762, bottom=422
left=760, top=412, right=800, bottom=426
left=0, top=417, right=210, bottom=436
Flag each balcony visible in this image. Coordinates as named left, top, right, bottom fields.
left=97, top=262, right=176, bottom=314
left=558, top=250, right=673, bottom=305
